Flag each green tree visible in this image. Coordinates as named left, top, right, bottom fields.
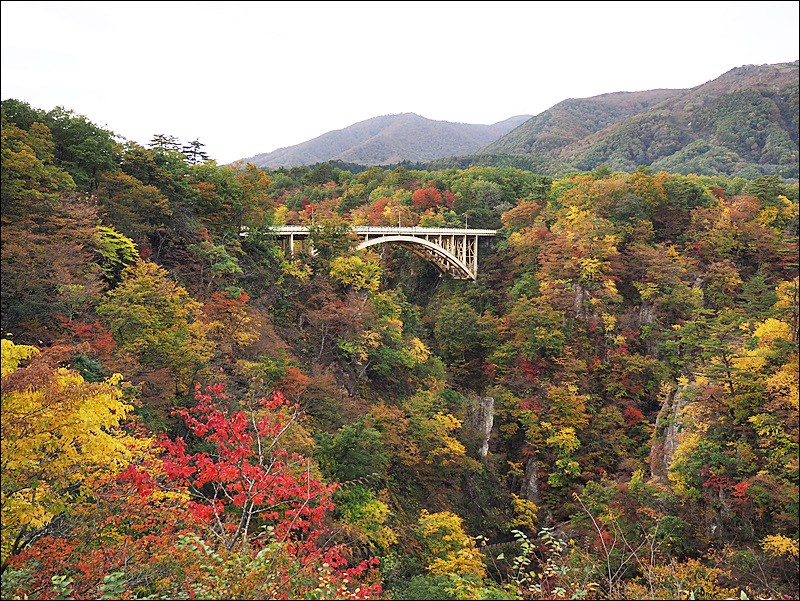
left=96, top=259, right=213, bottom=387
left=308, top=220, right=359, bottom=265
left=0, top=98, right=45, bottom=130
left=187, top=239, right=243, bottom=297
left=1, top=116, right=75, bottom=216
left=316, top=419, right=389, bottom=483
left=433, top=298, right=486, bottom=366
left=182, top=139, right=209, bottom=164
left=42, top=106, right=118, bottom=191
left=94, top=170, right=172, bottom=244
left=92, top=225, right=140, bottom=284
left=149, top=133, right=181, bottom=151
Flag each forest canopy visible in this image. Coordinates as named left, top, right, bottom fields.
left=1, top=98, right=798, bottom=600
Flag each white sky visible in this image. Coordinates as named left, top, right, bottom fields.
left=2, top=1, right=798, bottom=165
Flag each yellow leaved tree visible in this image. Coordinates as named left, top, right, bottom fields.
left=0, top=339, right=142, bottom=571
left=416, top=509, right=487, bottom=598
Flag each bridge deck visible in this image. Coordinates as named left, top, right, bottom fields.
left=242, top=225, right=497, bottom=280
left=268, top=225, right=497, bottom=236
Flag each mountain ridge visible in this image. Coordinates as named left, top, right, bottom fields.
left=476, top=60, right=799, bottom=178
left=236, top=60, right=799, bottom=179
left=238, top=112, right=533, bottom=169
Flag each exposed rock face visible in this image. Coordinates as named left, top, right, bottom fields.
left=522, top=456, right=541, bottom=506
left=521, top=454, right=555, bottom=525
left=473, top=395, right=495, bottom=459
left=638, top=302, right=656, bottom=326
left=649, top=382, right=692, bottom=481
left=573, top=282, right=588, bottom=319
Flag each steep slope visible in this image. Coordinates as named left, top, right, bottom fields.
left=479, top=89, right=685, bottom=156
left=238, top=113, right=532, bottom=168
left=481, top=61, right=799, bottom=178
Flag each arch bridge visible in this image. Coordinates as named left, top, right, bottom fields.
left=270, top=226, right=497, bottom=280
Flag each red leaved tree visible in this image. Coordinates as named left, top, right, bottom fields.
left=161, top=383, right=382, bottom=598
left=2, top=439, right=205, bottom=600
left=411, top=187, right=443, bottom=211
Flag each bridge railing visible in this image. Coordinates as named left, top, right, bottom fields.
left=244, top=225, right=497, bottom=236
left=352, top=226, right=497, bottom=236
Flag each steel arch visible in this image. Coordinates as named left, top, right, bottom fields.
left=356, top=235, right=474, bottom=280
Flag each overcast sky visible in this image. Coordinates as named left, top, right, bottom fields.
left=2, top=1, right=798, bottom=165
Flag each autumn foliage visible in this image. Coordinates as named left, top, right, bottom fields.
left=2, top=378, right=381, bottom=599
left=2, top=99, right=798, bottom=599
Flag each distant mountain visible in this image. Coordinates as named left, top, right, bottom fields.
left=480, top=89, right=685, bottom=157
left=237, top=61, right=798, bottom=179
left=237, top=113, right=533, bottom=169
left=474, top=60, right=799, bottom=179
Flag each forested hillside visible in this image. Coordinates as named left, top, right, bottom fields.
left=476, top=89, right=685, bottom=166
left=1, top=98, right=798, bottom=600
left=458, top=61, right=800, bottom=180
